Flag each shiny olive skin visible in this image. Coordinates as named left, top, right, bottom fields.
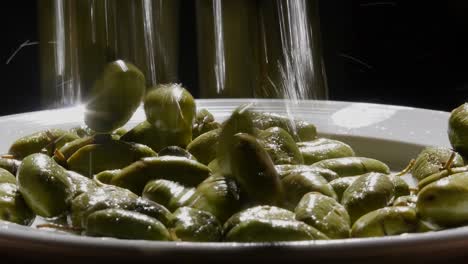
left=248, top=112, right=317, bottom=142
left=186, top=129, right=220, bottom=165
left=67, top=170, right=98, bottom=198
left=86, top=209, right=171, bottom=241
left=448, top=103, right=468, bottom=158
left=275, top=164, right=339, bottom=182
left=85, top=60, right=145, bottom=133
left=351, top=206, right=419, bottom=238
left=111, top=156, right=211, bottom=195
left=258, top=127, right=304, bottom=165
left=392, top=195, right=417, bottom=207
left=417, top=172, right=468, bottom=227
left=9, top=129, right=79, bottom=160
left=227, top=133, right=284, bottom=206
left=412, top=146, right=464, bottom=181
left=55, top=136, right=95, bottom=163
left=0, top=183, right=35, bottom=225
left=295, top=192, right=350, bottom=239
left=71, top=184, right=173, bottom=228
left=281, top=171, right=337, bottom=210
left=193, top=109, right=221, bottom=139
left=142, top=179, right=196, bottom=212
left=297, top=138, right=355, bottom=165
left=17, top=153, right=73, bottom=217
left=144, top=84, right=196, bottom=134
left=329, top=176, right=359, bottom=201
left=158, top=146, right=196, bottom=160
left=224, top=206, right=327, bottom=242
left=388, top=174, right=410, bottom=199
left=67, top=140, right=157, bottom=177
left=311, top=157, right=390, bottom=177
left=225, top=218, right=328, bottom=242
left=217, top=104, right=256, bottom=176
left=341, top=172, right=395, bottom=223
left=223, top=205, right=296, bottom=232
left=121, top=121, right=192, bottom=152
left=0, top=168, right=16, bottom=184
left=0, top=157, right=21, bottom=175
left=171, top=207, right=222, bottom=242
left=93, top=169, right=120, bottom=185
left=69, top=125, right=94, bottom=138
left=189, top=174, right=241, bottom=223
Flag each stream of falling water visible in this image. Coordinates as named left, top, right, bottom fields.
left=276, top=0, right=318, bottom=131
left=209, top=0, right=324, bottom=131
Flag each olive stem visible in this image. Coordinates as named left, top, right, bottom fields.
left=1, top=154, right=15, bottom=159
left=395, top=159, right=416, bottom=176
left=442, top=151, right=456, bottom=173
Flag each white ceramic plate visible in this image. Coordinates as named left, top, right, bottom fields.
left=0, top=99, right=464, bottom=262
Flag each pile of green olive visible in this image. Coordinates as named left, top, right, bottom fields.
left=2, top=60, right=468, bottom=242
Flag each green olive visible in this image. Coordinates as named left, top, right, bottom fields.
left=121, top=121, right=192, bottom=152
left=9, top=129, right=79, bottom=160
left=351, top=206, right=419, bottom=238
left=248, top=112, right=317, bottom=142
left=111, top=156, right=211, bottom=195
left=224, top=205, right=327, bottom=242
left=223, top=205, right=295, bottom=232
left=67, top=171, right=99, bottom=198
left=217, top=104, right=256, bottom=176
left=258, top=127, right=304, bottom=165
left=281, top=170, right=337, bottom=210
left=0, top=157, right=21, bottom=175
left=112, top=127, right=128, bottom=138
left=341, top=172, right=395, bottom=223
left=93, top=169, right=121, bottom=185
left=71, top=184, right=173, bottom=228
left=171, top=207, right=222, bottom=242
left=67, top=140, right=157, bottom=177
left=225, top=218, right=328, bottom=242
left=227, top=133, right=284, bottom=206
left=142, top=179, right=197, bottom=212
left=392, top=195, right=417, bottom=207
left=295, top=192, right=350, bottom=239
left=158, top=146, right=196, bottom=160
left=275, top=164, right=339, bottom=182
left=144, top=84, right=196, bottom=134
left=188, top=174, right=241, bottom=223
left=86, top=209, right=171, bottom=241
left=0, top=168, right=16, bottom=184
left=388, top=174, right=410, bottom=199
left=297, top=138, right=355, bottom=165
left=187, top=129, right=220, bottom=165
left=329, top=176, right=359, bottom=202
left=193, top=109, right=221, bottom=139
left=448, top=103, right=468, bottom=158
left=412, top=146, right=464, bottom=181
left=69, top=125, right=94, bottom=138
left=54, top=136, right=95, bottom=163
left=85, top=60, right=145, bottom=133
left=17, top=153, right=73, bottom=217
left=417, top=172, right=468, bottom=227
left=0, top=182, right=35, bottom=225
left=311, top=157, right=390, bottom=177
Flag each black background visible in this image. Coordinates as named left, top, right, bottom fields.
left=1, top=0, right=468, bottom=115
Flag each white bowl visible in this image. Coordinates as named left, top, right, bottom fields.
left=0, top=99, right=463, bottom=262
